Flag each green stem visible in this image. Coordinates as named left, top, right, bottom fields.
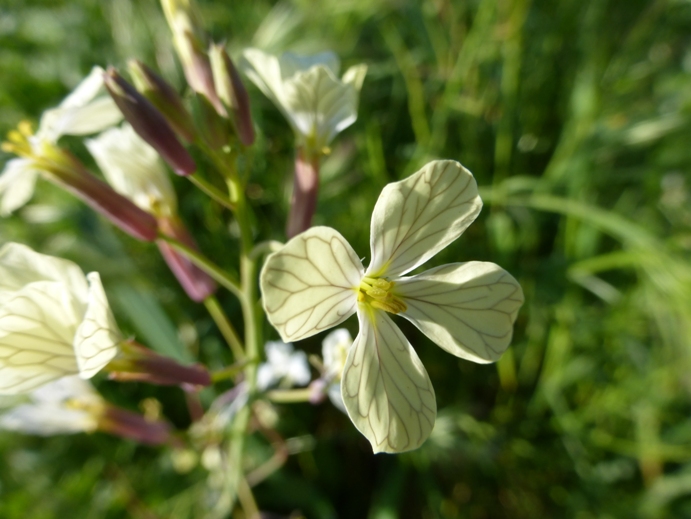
left=266, top=388, right=313, bottom=403
left=188, top=174, right=236, bottom=211
left=204, top=295, right=245, bottom=360
left=156, top=233, right=241, bottom=299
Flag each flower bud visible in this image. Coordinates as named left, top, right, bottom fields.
left=107, top=340, right=211, bottom=387
left=128, top=60, right=196, bottom=143
left=156, top=215, right=217, bottom=302
left=98, top=405, right=171, bottom=445
left=209, top=43, right=255, bottom=146
left=104, top=67, right=196, bottom=176
left=160, top=0, right=224, bottom=114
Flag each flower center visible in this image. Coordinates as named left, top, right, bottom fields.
left=1, top=121, right=35, bottom=158
left=357, top=276, right=407, bottom=314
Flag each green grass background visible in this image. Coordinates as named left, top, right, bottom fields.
left=2, top=0, right=691, bottom=517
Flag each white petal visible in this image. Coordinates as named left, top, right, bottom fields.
left=256, top=363, right=276, bottom=391
left=397, top=262, right=524, bottom=363
left=287, top=350, right=311, bottom=386
left=0, top=403, right=97, bottom=435
left=39, top=98, right=123, bottom=142
left=278, top=51, right=340, bottom=78
left=342, top=308, right=436, bottom=453
left=367, top=160, right=482, bottom=278
left=327, top=382, right=347, bottom=413
left=0, top=243, right=89, bottom=305
left=322, top=327, right=352, bottom=378
left=241, top=48, right=286, bottom=109
left=0, top=159, right=40, bottom=215
left=73, top=273, right=121, bottom=379
left=0, top=281, right=82, bottom=394
left=281, top=65, right=361, bottom=144
left=59, top=66, right=107, bottom=109
left=260, top=226, right=363, bottom=342
left=31, top=375, right=99, bottom=404
left=37, top=67, right=122, bottom=142
left=86, top=124, right=177, bottom=214
left=341, top=64, right=367, bottom=94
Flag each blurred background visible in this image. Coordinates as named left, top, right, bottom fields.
left=2, top=0, right=691, bottom=517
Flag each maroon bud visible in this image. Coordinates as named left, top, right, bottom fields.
left=104, top=67, right=196, bottom=176
left=128, top=60, right=196, bottom=143
left=99, top=406, right=171, bottom=445
left=51, top=151, right=158, bottom=241
left=286, top=148, right=320, bottom=238
left=108, top=340, right=211, bottom=387
left=156, top=215, right=217, bottom=302
left=209, top=43, right=255, bottom=146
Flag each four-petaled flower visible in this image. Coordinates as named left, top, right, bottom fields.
left=241, top=48, right=367, bottom=153
left=0, top=66, right=123, bottom=215
left=257, top=340, right=311, bottom=391
left=260, top=160, right=524, bottom=453
left=0, top=243, right=122, bottom=394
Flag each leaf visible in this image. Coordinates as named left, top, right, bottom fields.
left=73, top=273, right=121, bottom=379
left=397, top=262, right=524, bottom=363
left=260, top=227, right=362, bottom=342
left=0, top=282, right=81, bottom=394
left=342, top=307, right=436, bottom=453
left=367, top=160, right=482, bottom=278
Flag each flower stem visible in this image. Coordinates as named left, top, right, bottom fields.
left=204, top=295, right=245, bottom=360
left=266, top=388, right=313, bottom=403
left=156, top=233, right=241, bottom=299
left=188, top=174, right=236, bottom=210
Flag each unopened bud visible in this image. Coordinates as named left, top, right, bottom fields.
left=190, top=92, right=231, bottom=150
left=156, top=215, right=217, bottom=302
left=209, top=43, right=255, bottom=146
left=108, top=340, right=211, bottom=387
left=128, top=60, right=196, bottom=143
left=52, top=151, right=159, bottom=241
left=98, top=405, right=171, bottom=445
left=161, top=0, right=224, bottom=114
left=104, top=67, right=196, bottom=176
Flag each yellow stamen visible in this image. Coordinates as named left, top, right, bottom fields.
left=358, top=277, right=407, bottom=314
left=18, top=120, right=34, bottom=137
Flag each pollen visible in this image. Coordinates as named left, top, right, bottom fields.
left=358, top=276, right=407, bottom=314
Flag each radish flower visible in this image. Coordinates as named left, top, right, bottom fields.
left=260, top=160, right=523, bottom=453
left=0, top=243, right=121, bottom=394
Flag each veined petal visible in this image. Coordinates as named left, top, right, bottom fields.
left=279, top=51, right=340, bottom=78
left=241, top=48, right=285, bottom=109
left=397, top=262, right=524, bottom=363
left=86, top=124, right=177, bottom=215
left=0, top=243, right=89, bottom=305
left=260, top=226, right=363, bottom=342
left=282, top=65, right=360, bottom=144
left=0, top=159, right=40, bottom=215
left=342, top=307, right=436, bottom=453
left=40, top=97, right=123, bottom=142
left=367, top=160, right=482, bottom=278
left=73, top=273, right=121, bottom=379
left=0, top=282, right=82, bottom=394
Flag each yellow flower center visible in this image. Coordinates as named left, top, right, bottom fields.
left=1, top=121, right=35, bottom=158
left=357, top=276, right=407, bottom=314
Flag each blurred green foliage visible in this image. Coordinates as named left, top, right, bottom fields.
left=2, top=0, right=691, bottom=517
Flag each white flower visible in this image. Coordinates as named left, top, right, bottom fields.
left=85, top=124, right=177, bottom=217
left=260, top=160, right=524, bottom=453
left=321, top=328, right=352, bottom=413
left=241, top=48, right=367, bottom=151
left=257, top=341, right=311, bottom=391
left=0, top=67, right=123, bottom=215
left=0, top=243, right=121, bottom=394
left=0, top=376, right=103, bottom=435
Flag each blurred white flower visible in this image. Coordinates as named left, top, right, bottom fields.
left=0, top=67, right=123, bottom=215
left=0, top=376, right=102, bottom=435
left=86, top=124, right=177, bottom=217
left=261, top=160, right=524, bottom=453
left=241, top=48, right=367, bottom=152
left=321, top=328, right=352, bottom=413
left=0, top=243, right=121, bottom=394
left=257, top=341, right=311, bottom=391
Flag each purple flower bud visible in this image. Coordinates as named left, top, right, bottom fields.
left=209, top=43, right=255, bottom=146
left=104, top=67, right=196, bottom=176
left=286, top=149, right=320, bottom=238
left=99, top=405, right=171, bottom=445
left=53, top=151, right=158, bottom=241
left=156, top=215, right=217, bottom=302
left=128, top=60, right=196, bottom=143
